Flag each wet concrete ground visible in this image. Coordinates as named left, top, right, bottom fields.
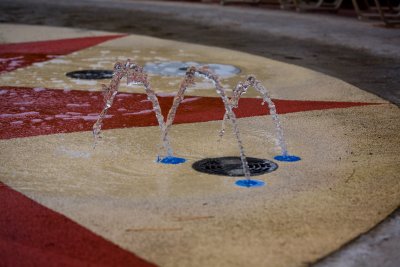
left=0, top=0, right=399, bottom=266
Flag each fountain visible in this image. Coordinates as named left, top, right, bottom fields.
left=93, top=59, right=299, bottom=187
left=92, top=60, right=185, bottom=164
left=161, top=65, right=257, bottom=186
left=220, top=76, right=301, bottom=162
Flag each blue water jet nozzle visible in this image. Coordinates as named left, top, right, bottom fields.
left=235, top=179, right=265, bottom=188
left=158, top=156, right=187, bottom=165
left=274, top=155, right=301, bottom=162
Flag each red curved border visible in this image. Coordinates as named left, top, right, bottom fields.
left=0, top=182, right=156, bottom=267
left=0, top=35, right=126, bottom=73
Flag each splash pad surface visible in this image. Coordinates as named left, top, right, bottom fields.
left=0, top=24, right=399, bottom=267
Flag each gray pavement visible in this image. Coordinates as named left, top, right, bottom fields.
left=0, top=0, right=399, bottom=266
left=105, top=0, right=400, bottom=58
left=314, top=208, right=400, bottom=267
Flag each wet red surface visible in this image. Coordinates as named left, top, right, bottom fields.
left=0, top=35, right=125, bottom=73
left=0, top=182, right=156, bottom=267
left=0, top=86, right=377, bottom=140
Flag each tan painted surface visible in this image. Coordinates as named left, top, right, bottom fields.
left=1, top=25, right=399, bottom=267
left=0, top=23, right=112, bottom=44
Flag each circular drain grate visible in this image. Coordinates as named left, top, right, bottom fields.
left=192, top=157, right=278, bottom=177
left=66, top=70, right=113, bottom=80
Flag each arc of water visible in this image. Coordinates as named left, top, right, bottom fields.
left=92, top=60, right=174, bottom=159
left=219, top=76, right=289, bottom=157
left=218, top=78, right=252, bottom=139
left=159, top=67, right=195, bottom=153
left=92, top=62, right=125, bottom=148
left=93, top=60, right=254, bottom=178
left=162, top=66, right=251, bottom=180
left=252, top=79, right=288, bottom=156
left=125, top=62, right=174, bottom=158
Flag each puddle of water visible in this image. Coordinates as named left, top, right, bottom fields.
left=56, top=146, right=92, bottom=159
left=144, top=61, right=240, bottom=78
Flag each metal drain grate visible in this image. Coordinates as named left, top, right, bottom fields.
left=66, top=70, right=113, bottom=80
left=192, top=157, right=278, bottom=177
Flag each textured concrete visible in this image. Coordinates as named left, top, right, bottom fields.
left=1, top=25, right=399, bottom=266
left=0, top=1, right=399, bottom=266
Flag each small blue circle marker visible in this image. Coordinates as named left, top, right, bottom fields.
left=274, top=155, right=301, bottom=162
left=158, top=156, right=187, bottom=165
left=235, top=179, right=265, bottom=188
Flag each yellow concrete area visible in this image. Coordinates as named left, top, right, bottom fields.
left=1, top=25, right=399, bottom=267
left=0, top=23, right=112, bottom=43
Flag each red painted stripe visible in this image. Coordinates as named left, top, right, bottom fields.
left=0, top=86, right=377, bottom=140
left=0, top=53, right=52, bottom=73
left=0, top=182, right=156, bottom=267
left=0, top=35, right=126, bottom=73
left=0, top=35, right=126, bottom=55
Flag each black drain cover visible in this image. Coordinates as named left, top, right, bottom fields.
left=192, top=157, right=278, bottom=177
left=66, top=70, right=113, bottom=79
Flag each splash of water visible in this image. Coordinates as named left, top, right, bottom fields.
left=92, top=60, right=173, bottom=159
left=93, top=60, right=293, bottom=183
left=159, top=67, right=196, bottom=157
left=92, top=62, right=124, bottom=148
left=220, top=75, right=290, bottom=157
left=162, top=66, right=251, bottom=180
left=253, top=78, right=288, bottom=156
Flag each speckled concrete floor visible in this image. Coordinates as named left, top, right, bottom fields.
left=0, top=1, right=399, bottom=266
